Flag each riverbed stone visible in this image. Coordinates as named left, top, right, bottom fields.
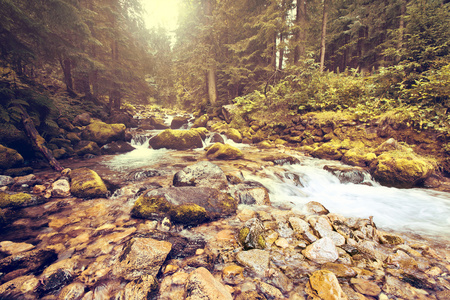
left=0, top=275, right=39, bottom=298
left=0, top=249, right=57, bottom=281
left=236, top=249, right=270, bottom=275
left=185, top=267, right=233, bottom=300
left=342, top=148, right=377, bottom=167
left=0, top=144, right=24, bottom=169
left=311, top=141, right=346, bottom=160
left=192, top=114, right=209, bottom=128
left=322, top=262, right=357, bottom=278
left=0, top=191, right=34, bottom=208
left=232, top=181, right=271, bottom=205
left=170, top=115, right=190, bottom=129
left=222, top=265, right=245, bottom=285
left=350, top=278, right=381, bottom=297
left=51, top=179, right=71, bottom=198
left=226, top=128, right=242, bottom=143
left=0, top=175, right=14, bottom=187
left=323, top=165, right=367, bottom=184
left=117, top=237, right=172, bottom=281
left=304, top=201, right=330, bottom=215
left=149, top=129, right=203, bottom=150
left=123, top=275, right=159, bottom=299
left=69, top=168, right=108, bottom=198
left=206, top=142, right=243, bottom=160
left=0, top=241, right=35, bottom=255
left=81, top=120, right=126, bottom=146
left=303, top=237, right=339, bottom=264
left=238, top=218, right=266, bottom=250
left=73, top=112, right=91, bottom=126
left=74, top=140, right=101, bottom=156
left=100, top=140, right=135, bottom=155
left=173, top=161, right=228, bottom=190
left=57, top=282, right=86, bottom=300
left=377, top=231, right=404, bottom=245
left=131, top=187, right=237, bottom=225
left=306, top=270, right=348, bottom=300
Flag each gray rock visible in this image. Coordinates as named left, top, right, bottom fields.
left=0, top=175, right=14, bottom=187
left=232, top=181, right=271, bottom=205
left=173, top=161, right=228, bottom=190
left=236, top=249, right=270, bottom=275
left=303, top=237, right=339, bottom=264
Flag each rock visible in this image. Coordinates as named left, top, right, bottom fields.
left=192, top=127, right=209, bottom=139
left=350, top=278, right=381, bottom=297
left=222, top=104, right=238, bottom=123
left=262, top=154, right=301, bottom=165
left=370, top=146, right=435, bottom=188
left=107, top=111, right=138, bottom=128
left=57, top=282, right=86, bottom=300
left=149, top=129, right=203, bottom=150
left=321, top=263, right=357, bottom=278
left=0, top=191, right=35, bottom=208
left=173, top=161, right=228, bottom=190
left=311, top=142, right=346, bottom=160
left=236, top=249, right=270, bottom=275
left=57, top=117, right=75, bottom=131
left=51, top=179, right=71, bottom=198
left=323, top=165, right=367, bottom=184
left=383, top=275, right=428, bottom=299
left=222, top=265, right=245, bottom=285
left=49, top=138, right=72, bottom=149
left=72, top=112, right=91, bottom=126
left=374, top=138, right=405, bottom=154
left=53, top=148, right=67, bottom=159
left=238, top=218, right=266, bottom=250
left=235, top=290, right=267, bottom=300
left=131, top=187, right=237, bottom=225
left=206, top=142, right=243, bottom=160
left=342, top=148, right=376, bottom=168
left=171, top=116, right=190, bottom=129
left=81, top=120, right=126, bottom=146
left=0, top=275, right=39, bottom=298
left=192, top=114, right=209, bottom=128
left=386, top=250, right=417, bottom=272
left=0, top=241, right=35, bottom=255
left=0, top=175, right=14, bottom=187
left=100, top=140, right=135, bottom=155
left=0, top=144, right=24, bottom=169
left=289, top=216, right=312, bottom=234
left=117, top=238, right=172, bottom=281
left=232, top=181, right=271, bottom=205
left=69, top=168, right=108, bottom=198
left=377, top=231, right=404, bottom=245
left=306, top=270, right=348, bottom=300
left=313, top=216, right=346, bottom=246
left=123, top=275, right=159, bottom=299
left=66, top=132, right=81, bottom=143
left=303, top=237, right=339, bottom=264
left=36, top=268, right=72, bottom=296
left=185, top=267, right=233, bottom=300
left=226, top=128, right=242, bottom=143
left=13, top=174, right=36, bottom=186
left=149, top=116, right=169, bottom=129
left=259, top=281, right=284, bottom=299
left=304, top=201, right=330, bottom=215
left=0, top=249, right=57, bottom=281
left=208, top=132, right=225, bottom=144
left=4, top=167, right=33, bottom=177
left=74, top=140, right=101, bottom=156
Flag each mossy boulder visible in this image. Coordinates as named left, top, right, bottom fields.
left=170, top=116, right=190, bottom=129
left=311, top=141, right=346, bottom=160
left=370, top=150, right=435, bottom=188
left=131, top=187, right=238, bottom=225
left=81, top=120, right=126, bottom=146
left=206, top=143, right=243, bottom=160
left=0, top=144, right=24, bottom=169
left=149, top=129, right=203, bottom=150
left=342, top=148, right=376, bottom=167
left=192, top=114, right=209, bottom=128
left=69, top=168, right=108, bottom=198
left=74, top=141, right=101, bottom=156
left=226, top=128, right=242, bottom=143
left=192, top=127, right=208, bottom=140
left=0, top=191, right=34, bottom=208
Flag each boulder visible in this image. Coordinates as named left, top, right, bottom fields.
left=342, top=148, right=376, bottom=167
left=131, top=187, right=238, bottom=225
left=192, top=127, right=209, bottom=139
left=303, top=237, right=339, bottom=264
left=231, top=181, right=271, bottom=205
left=74, top=141, right=101, bottom=156
left=123, top=275, right=159, bottom=299
left=72, top=113, right=91, bottom=126
left=0, top=191, right=35, bottom=208
left=80, top=120, right=126, bottom=146
left=235, top=249, right=270, bottom=275
left=173, top=161, right=229, bottom=190
left=149, top=116, right=169, bottom=129
left=69, top=168, right=108, bottom=198
left=0, top=175, right=14, bottom=187
left=170, top=116, right=190, bottom=129
left=370, top=149, right=435, bottom=188
left=262, top=154, right=300, bottom=165
left=117, top=238, right=172, bottom=281
left=101, top=141, right=135, bottom=155
left=226, top=128, right=242, bottom=143
left=0, top=144, right=23, bottom=169
left=56, top=117, right=75, bottom=131
left=206, top=143, right=243, bottom=160
left=222, top=104, right=238, bottom=123
left=185, top=267, right=233, bottom=300
left=306, top=270, right=348, bottom=300
left=311, top=142, right=346, bottom=160
left=107, top=111, right=138, bottom=128
left=66, top=132, right=81, bottom=143
left=192, top=114, right=209, bottom=128
left=208, top=132, right=225, bottom=144
left=323, top=165, right=367, bottom=184
left=149, top=129, right=203, bottom=150
left=303, top=201, right=329, bottom=215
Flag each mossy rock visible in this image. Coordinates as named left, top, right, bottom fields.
left=311, top=141, right=346, bottom=160
left=66, top=132, right=81, bottom=143
left=74, top=141, right=101, bottom=156
left=342, top=148, right=376, bottom=167
left=206, top=143, right=243, bottom=160
left=370, top=150, right=435, bottom=188
left=0, top=144, right=24, bottom=169
left=226, top=128, right=242, bottom=143
left=69, top=168, right=108, bottom=198
left=80, top=120, right=126, bottom=146
left=238, top=218, right=266, bottom=250
left=192, top=114, right=209, bottom=128
left=192, top=127, right=208, bottom=140
left=149, top=129, right=203, bottom=150
left=131, top=187, right=237, bottom=225
left=0, top=191, right=33, bottom=208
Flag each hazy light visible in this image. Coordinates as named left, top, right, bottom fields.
left=141, top=0, right=180, bottom=31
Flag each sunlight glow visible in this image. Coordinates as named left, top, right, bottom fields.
left=141, top=0, right=180, bottom=31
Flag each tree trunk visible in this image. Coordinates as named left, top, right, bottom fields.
left=206, top=67, right=218, bottom=106
left=320, top=0, right=330, bottom=72
left=203, top=0, right=218, bottom=106
left=19, top=106, right=64, bottom=172
left=293, top=0, right=307, bottom=64
left=59, top=58, right=76, bottom=96
left=278, top=32, right=284, bottom=70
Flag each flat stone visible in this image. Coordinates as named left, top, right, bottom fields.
left=322, top=263, right=357, bottom=278
left=350, top=277, right=381, bottom=297
left=236, top=249, right=270, bottom=275
left=306, top=270, right=348, bottom=300
left=303, top=237, right=339, bottom=264
left=0, top=241, right=35, bottom=255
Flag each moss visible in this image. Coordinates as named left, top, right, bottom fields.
left=192, top=114, right=209, bottom=128
left=257, top=234, right=266, bottom=249
left=131, top=195, right=172, bottom=219
left=192, top=127, right=208, bottom=139
left=0, top=191, right=32, bottom=208
left=171, top=204, right=207, bottom=224
left=238, top=227, right=250, bottom=246
left=81, top=120, right=126, bottom=146
left=311, top=141, right=346, bottom=160
left=227, top=128, right=242, bottom=143
left=206, top=143, right=243, bottom=160
left=342, top=148, right=376, bottom=167
left=69, top=168, right=108, bottom=198
left=149, top=129, right=203, bottom=150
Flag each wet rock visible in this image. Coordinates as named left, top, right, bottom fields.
left=173, top=161, right=228, bottom=190
left=226, top=128, right=242, bottom=143
left=342, top=148, right=376, bottom=167
left=192, top=114, right=209, bottom=128
left=0, top=144, right=24, bottom=169
left=185, top=267, right=233, bottom=300
left=72, top=113, right=91, bottom=126
left=100, top=140, right=135, bottom=155
left=126, top=169, right=161, bottom=181
left=57, top=117, right=75, bottom=131
left=383, top=275, right=430, bottom=299
left=0, top=241, right=35, bottom=255
left=66, top=132, right=81, bottom=143
left=69, top=168, right=108, bottom=198
left=232, top=181, right=271, bottom=205
left=236, top=290, right=267, bottom=300
left=132, top=187, right=237, bottom=225
left=57, top=282, right=86, bottom=300
left=107, top=111, right=138, bottom=128
left=323, top=165, right=367, bottom=184
left=236, top=249, right=270, bottom=275
left=378, top=231, right=404, bottom=245
left=74, top=140, right=101, bottom=156
left=117, top=238, right=172, bottom=281
left=13, top=174, right=36, bottom=186
left=350, top=277, right=381, bottom=297
left=222, top=104, right=238, bottom=123
left=51, top=179, right=71, bottom=198
left=149, top=129, right=203, bottom=150
left=306, top=270, right=348, bottom=300
left=289, top=217, right=312, bottom=234
left=222, top=265, right=245, bottom=285
left=238, top=218, right=266, bottom=250
left=36, top=268, right=72, bottom=296
left=208, top=132, right=225, bottom=144
left=303, top=237, right=339, bottom=264
left=206, top=142, right=243, bottom=160
left=313, top=216, right=346, bottom=246
left=81, top=120, right=126, bottom=146
left=259, top=281, right=284, bottom=299
left=183, top=248, right=215, bottom=271
left=124, top=275, right=158, bottom=299
left=0, top=175, right=14, bottom=187
left=170, top=116, right=190, bottom=129
left=357, top=240, right=387, bottom=262
left=303, top=201, right=329, bottom=215
left=0, top=191, right=38, bottom=208
left=322, top=263, right=357, bottom=278
left=0, top=249, right=57, bottom=282
left=262, top=154, right=300, bottom=165
left=0, top=275, right=39, bottom=298
left=311, top=142, right=346, bottom=160
left=386, top=250, right=418, bottom=272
